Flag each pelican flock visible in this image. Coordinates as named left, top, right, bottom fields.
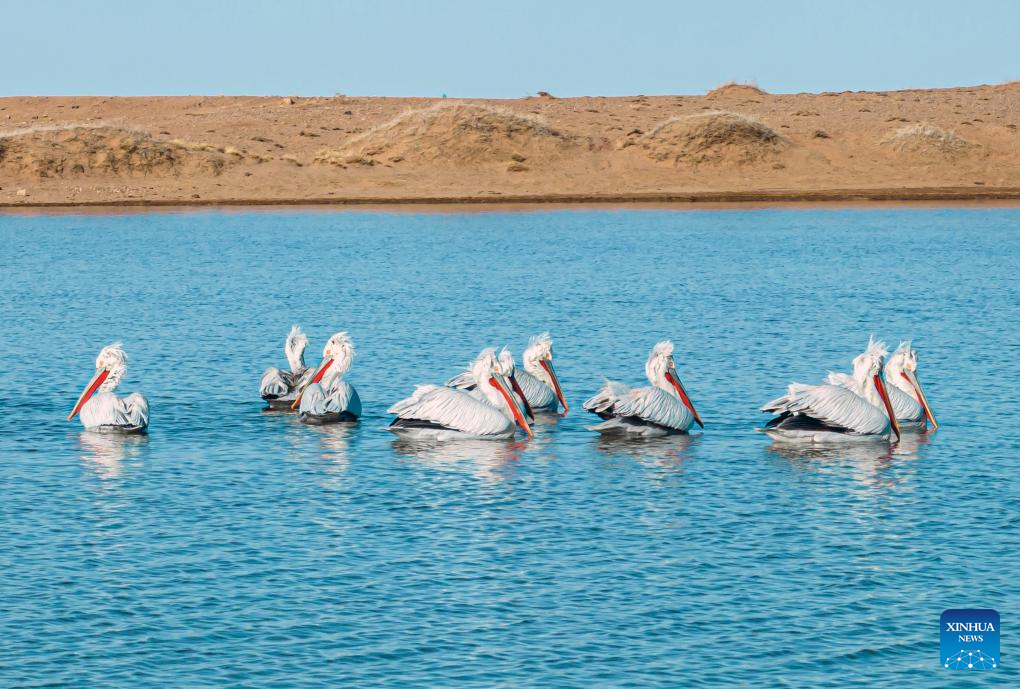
left=68, top=343, right=149, bottom=433
left=762, top=338, right=902, bottom=443
left=67, top=330, right=937, bottom=446
left=390, top=348, right=533, bottom=440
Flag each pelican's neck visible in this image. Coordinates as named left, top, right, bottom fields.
left=524, top=356, right=551, bottom=387
left=100, top=365, right=125, bottom=393
left=884, top=359, right=915, bottom=399
left=320, top=355, right=351, bottom=386
left=286, top=345, right=306, bottom=373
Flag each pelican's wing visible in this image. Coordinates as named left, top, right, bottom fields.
left=824, top=371, right=859, bottom=392
left=887, top=383, right=922, bottom=421
left=299, top=380, right=361, bottom=416
left=582, top=379, right=631, bottom=415
left=445, top=369, right=477, bottom=390
left=80, top=391, right=148, bottom=429
left=121, top=392, right=149, bottom=428
left=388, top=385, right=510, bottom=435
left=515, top=368, right=555, bottom=408
left=611, top=386, right=695, bottom=431
left=260, top=366, right=295, bottom=398
left=763, top=383, right=888, bottom=435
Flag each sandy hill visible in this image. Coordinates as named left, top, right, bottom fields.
left=628, top=111, right=787, bottom=166
left=0, top=124, right=248, bottom=179
left=1, top=85, right=1019, bottom=205
left=315, top=102, right=576, bottom=170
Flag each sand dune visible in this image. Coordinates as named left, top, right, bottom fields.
left=1, top=84, right=1019, bottom=206
left=315, top=102, right=576, bottom=169
left=0, top=124, right=247, bottom=179
left=630, top=111, right=787, bottom=166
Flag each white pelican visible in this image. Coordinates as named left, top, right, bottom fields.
left=582, top=341, right=704, bottom=436
left=259, top=325, right=312, bottom=409
left=291, top=332, right=361, bottom=424
left=447, top=347, right=535, bottom=420
left=68, top=343, right=149, bottom=433
left=884, top=342, right=938, bottom=430
left=517, top=333, right=568, bottom=413
left=762, top=338, right=901, bottom=443
left=447, top=334, right=567, bottom=414
left=389, top=348, right=533, bottom=441
left=827, top=341, right=937, bottom=431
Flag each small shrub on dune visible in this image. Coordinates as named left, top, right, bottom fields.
left=882, top=123, right=973, bottom=158
left=632, top=110, right=787, bottom=166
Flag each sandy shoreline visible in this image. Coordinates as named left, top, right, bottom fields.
left=2, top=84, right=1018, bottom=208
left=3, top=187, right=1020, bottom=213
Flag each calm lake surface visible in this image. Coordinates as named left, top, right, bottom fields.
left=1, top=207, right=1017, bottom=687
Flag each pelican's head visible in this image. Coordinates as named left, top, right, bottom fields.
left=851, top=336, right=889, bottom=381
left=284, top=325, right=309, bottom=372
left=290, top=331, right=355, bottom=409
left=886, top=341, right=937, bottom=430
left=853, top=337, right=901, bottom=440
left=523, top=332, right=568, bottom=412
left=476, top=347, right=533, bottom=438
left=321, top=331, right=355, bottom=375
left=645, top=340, right=703, bottom=429
left=68, top=343, right=127, bottom=420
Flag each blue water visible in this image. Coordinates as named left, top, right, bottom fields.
left=1, top=207, right=1017, bottom=687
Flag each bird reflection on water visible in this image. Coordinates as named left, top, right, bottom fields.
left=766, top=430, right=931, bottom=489
left=594, top=432, right=700, bottom=474
left=77, top=430, right=148, bottom=480
left=391, top=437, right=529, bottom=482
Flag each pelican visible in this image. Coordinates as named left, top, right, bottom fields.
left=884, top=342, right=938, bottom=430
left=68, top=343, right=148, bottom=433
left=291, top=332, right=361, bottom=424
left=259, top=325, right=312, bottom=409
left=762, top=338, right=901, bottom=443
left=517, top=333, right=569, bottom=413
left=582, top=341, right=704, bottom=436
left=390, top=348, right=534, bottom=441
left=827, top=341, right=937, bottom=431
left=447, top=347, right=535, bottom=420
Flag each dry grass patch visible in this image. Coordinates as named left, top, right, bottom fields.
left=629, top=111, right=787, bottom=166
left=0, top=124, right=246, bottom=178
left=314, top=102, right=576, bottom=167
left=882, top=123, right=974, bottom=158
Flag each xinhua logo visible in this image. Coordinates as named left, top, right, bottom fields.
left=941, top=609, right=999, bottom=669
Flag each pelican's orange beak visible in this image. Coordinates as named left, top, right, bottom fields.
left=873, top=374, right=902, bottom=440
left=291, top=358, right=333, bottom=410
left=490, top=374, right=533, bottom=438
left=539, top=359, right=569, bottom=413
left=665, top=369, right=703, bottom=429
left=68, top=368, right=109, bottom=420
left=509, top=373, right=535, bottom=421
left=901, top=369, right=938, bottom=431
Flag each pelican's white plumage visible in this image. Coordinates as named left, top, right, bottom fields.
left=297, top=332, right=361, bottom=424
left=763, top=338, right=900, bottom=442
left=391, top=348, right=532, bottom=440
left=518, top=333, right=568, bottom=413
left=259, top=325, right=313, bottom=409
left=447, top=334, right=568, bottom=414
left=583, top=341, right=704, bottom=436
left=884, top=341, right=937, bottom=429
left=69, top=343, right=149, bottom=433
left=825, top=340, right=937, bottom=430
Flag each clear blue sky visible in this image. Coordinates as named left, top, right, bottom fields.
left=3, top=0, right=1017, bottom=97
